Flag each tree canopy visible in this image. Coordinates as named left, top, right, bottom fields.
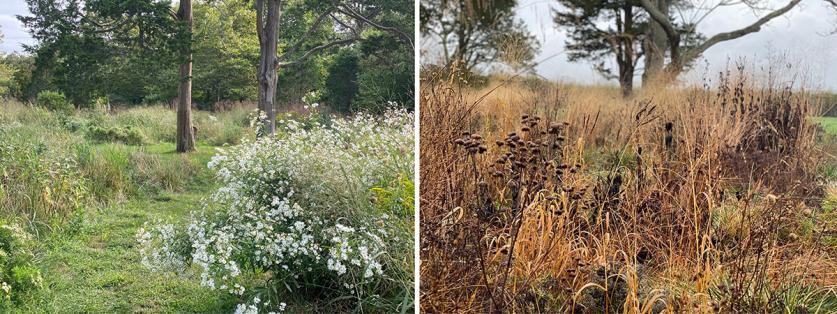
left=8, top=0, right=413, bottom=113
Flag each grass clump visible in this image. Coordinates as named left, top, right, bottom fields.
left=86, top=125, right=146, bottom=145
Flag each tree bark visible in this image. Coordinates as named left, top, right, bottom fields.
left=640, top=0, right=800, bottom=83
left=256, top=0, right=280, bottom=136
left=176, top=0, right=196, bottom=152
left=620, top=5, right=636, bottom=98
left=641, top=0, right=670, bottom=87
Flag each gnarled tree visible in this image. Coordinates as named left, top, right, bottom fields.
left=639, top=0, right=802, bottom=84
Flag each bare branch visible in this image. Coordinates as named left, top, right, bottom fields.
left=336, top=4, right=414, bottom=49
left=681, top=0, right=801, bottom=63
left=639, top=0, right=681, bottom=40
left=277, top=37, right=357, bottom=67
left=282, top=11, right=331, bottom=57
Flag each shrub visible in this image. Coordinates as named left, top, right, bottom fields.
left=138, top=110, right=414, bottom=312
left=0, top=222, right=43, bottom=307
left=36, top=90, right=73, bottom=113
left=86, top=125, right=146, bottom=145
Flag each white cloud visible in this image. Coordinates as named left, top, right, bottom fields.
left=0, top=1, right=35, bottom=53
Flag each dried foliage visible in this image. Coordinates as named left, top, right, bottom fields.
left=420, top=67, right=836, bottom=313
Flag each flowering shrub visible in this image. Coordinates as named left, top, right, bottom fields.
left=0, top=222, right=43, bottom=308
left=139, top=110, right=414, bottom=312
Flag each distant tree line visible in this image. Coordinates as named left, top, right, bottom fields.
left=421, top=0, right=837, bottom=98
left=0, top=0, right=413, bottom=115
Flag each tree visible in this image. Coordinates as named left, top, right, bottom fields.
left=175, top=0, right=196, bottom=152
left=639, top=0, right=802, bottom=84
left=554, top=0, right=646, bottom=97
left=19, top=0, right=196, bottom=151
left=191, top=0, right=259, bottom=105
left=421, top=0, right=539, bottom=72
left=253, top=0, right=411, bottom=135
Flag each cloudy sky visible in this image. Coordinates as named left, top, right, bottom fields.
left=517, top=0, right=837, bottom=91
left=0, top=1, right=32, bottom=53
left=420, top=0, right=837, bottom=91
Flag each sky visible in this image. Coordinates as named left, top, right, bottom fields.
left=0, top=1, right=33, bottom=53
left=3, top=0, right=837, bottom=90
left=422, top=0, right=837, bottom=91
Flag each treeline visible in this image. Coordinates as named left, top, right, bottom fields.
left=0, top=0, right=412, bottom=113
left=422, top=0, right=837, bottom=97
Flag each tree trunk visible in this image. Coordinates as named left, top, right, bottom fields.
left=641, top=0, right=670, bottom=87
left=256, top=0, right=280, bottom=136
left=176, top=0, right=196, bottom=152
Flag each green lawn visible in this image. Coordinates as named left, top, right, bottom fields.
left=15, top=144, right=239, bottom=313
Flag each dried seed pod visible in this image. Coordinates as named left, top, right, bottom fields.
left=495, top=140, right=504, bottom=147
left=478, top=145, right=487, bottom=153
left=470, top=134, right=482, bottom=140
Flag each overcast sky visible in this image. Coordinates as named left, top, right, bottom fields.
left=518, top=0, right=837, bottom=91
left=420, top=0, right=837, bottom=91
left=0, top=1, right=33, bottom=53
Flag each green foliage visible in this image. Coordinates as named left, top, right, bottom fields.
left=0, top=222, right=42, bottom=307
left=86, top=125, right=146, bottom=146
left=191, top=0, right=259, bottom=106
left=19, top=0, right=182, bottom=105
left=355, top=31, right=414, bottom=112
left=36, top=90, right=72, bottom=113
left=324, top=48, right=359, bottom=112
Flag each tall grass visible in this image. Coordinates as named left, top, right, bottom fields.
left=0, top=101, right=246, bottom=233
left=420, top=67, right=836, bottom=312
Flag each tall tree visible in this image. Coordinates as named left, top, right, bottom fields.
left=554, top=0, right=645, bottom=97
left=19, top=0, right=196, bottom=151
left=175, top=0, right=196, bottom=152
left=639, top=0, right=801, bottom=84
left=253, top=0, right=408, bottom=135
left=420, top=0, right=539, bottom=72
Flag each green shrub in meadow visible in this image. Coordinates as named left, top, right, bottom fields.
left=36, top=91, right=73, bottom=113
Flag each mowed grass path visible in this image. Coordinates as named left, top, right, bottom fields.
left=18, top=144, right=238, bottom=313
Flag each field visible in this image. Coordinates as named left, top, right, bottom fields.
left=419, top=70, right=837, bottom=313
left=0, top=101, right=414, bottom=313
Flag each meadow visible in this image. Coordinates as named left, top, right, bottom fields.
left=0, top=99, right=414, bottom=313
left=419, top=68, right=837, bottom=313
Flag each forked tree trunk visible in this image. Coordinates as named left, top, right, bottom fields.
left=176, top=0, right=196, bottom=152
